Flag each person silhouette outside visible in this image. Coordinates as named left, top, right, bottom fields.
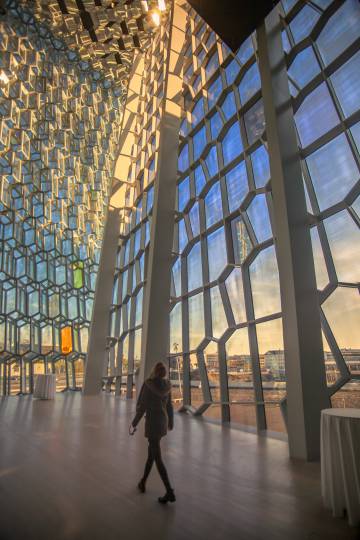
left=130, top=362, right=175, bottom=503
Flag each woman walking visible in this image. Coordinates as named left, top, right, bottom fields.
left=130, top=362, right=175, bottom=504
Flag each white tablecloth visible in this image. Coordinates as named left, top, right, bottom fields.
left=321, top=408, right=360, bottom=526
left=33, top=374, right=56, bottom=400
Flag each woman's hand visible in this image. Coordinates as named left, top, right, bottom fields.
left=129, top=424, right=137, bottom=436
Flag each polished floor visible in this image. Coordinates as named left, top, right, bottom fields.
left=0, top=394, right=358, bottom=540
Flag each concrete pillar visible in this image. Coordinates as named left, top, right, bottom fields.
left=139, top=1, right=187, bottom=383
left=257, top=10, right=330, bottom=460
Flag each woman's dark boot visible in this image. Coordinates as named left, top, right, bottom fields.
left=137, top=479, right=146, bottom=493
left=158, top=488, right=176, bottom=504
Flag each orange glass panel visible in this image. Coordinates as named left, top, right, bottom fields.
left=61, top=327, right=72, bottom=355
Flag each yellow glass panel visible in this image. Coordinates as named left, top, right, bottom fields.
left=61, top=327, right=72, bottom=355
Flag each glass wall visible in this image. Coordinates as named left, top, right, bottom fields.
left=167, top=0, right=360, bottom=429
left=283, top=0, right=360, bottom=408
left=0, top=3, right=124, bottom=394
left=169, top=6, right=286, bottom=431
left=107, top=19, right=171, bottom=396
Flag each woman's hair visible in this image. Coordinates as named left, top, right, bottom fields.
left=150, top=362, right=167, bottom=379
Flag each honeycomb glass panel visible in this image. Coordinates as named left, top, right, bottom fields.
left=323, top=287, right=360, bottom=353
left=250, top=246, right=281, bottom=320
left=331, top=50, right=360, bottom=119
left=221, top=122, right=243, bottom=166
left=225, top=268, right=246, bottom=324
left=305, top=133, right=359, bottom=211
left=238, top=62, right=261, bottom=105
left=225, top=161, right=248, bottom=213
left=188, top=293, right=205, bottom=350
left=187, top=242, right=203, bottom=292
left=210, top=286, right=227, bottom=339
left=323, top=211, right=360, bottom=283
left=294, top=83, right=339, bottom=148
left=316, top=0, right=360, bottom=66
left=207, top=227, right=227, bottom=282
left=170, top=302, right=182, bottom=355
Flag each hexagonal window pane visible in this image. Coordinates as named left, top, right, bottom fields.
left=225, top=268, right=246, bottom=324
left=250, top=246, right=281, bottom=319
left=322, top=286, right=360, bottom=353
left=207, top=227, right=227, bottom=282
left=324, top=210, right=360, bottom=283
left=210, top=286, right=227, bottom=338
left=188, top=292, right=205, bottom=350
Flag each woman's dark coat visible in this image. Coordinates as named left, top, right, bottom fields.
left=132, top=378, right=174, bottom=439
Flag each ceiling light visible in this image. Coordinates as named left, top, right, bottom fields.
left=0, top=71, right=10, bottom=85
left=151, top=10, right=160, bottom=26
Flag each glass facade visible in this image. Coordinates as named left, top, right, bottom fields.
left=170, top=6, right=285, bottom=430
left=167, top=0, right=360, bottom=428
left=1, top=0, right=360, bottom=437
left=106, top=19, right=171, bottom=397
left=284, top=0, right=360, bottom=408
left=0, top=2, right=124, bottom=394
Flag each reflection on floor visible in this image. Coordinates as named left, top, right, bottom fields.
left=0, top=393, right=358, bottom=540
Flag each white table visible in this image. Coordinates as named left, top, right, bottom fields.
left=321, top=408, right=360, bottom=526
left=33, top=374, right=56, bottom=400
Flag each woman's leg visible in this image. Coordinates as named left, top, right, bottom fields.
left=150, top=438, right=172, bottom=492
left=142, top=440, right=155, bottom=483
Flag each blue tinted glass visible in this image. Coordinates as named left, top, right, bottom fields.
left=178, top=176, right=190, bottom=212
left=192, top=98, right=205, bottom=127
left=134, top=229, right=141, bottom=255
left=172, top=258, right=181, bottom=297
left=187, top=242, right=203, bottom=291
left=282, top=30, right=291, bottom=53
left=312, top=0, right=332, bottom=7
left=146, top=186, right=154, bottom=213
left=251, top=145, right=270, bottom=188
left=148, top=158, right=155, bottom=181
left=222, top=122, right=243, bottom=166
left=306, top=133, right=359, bottom=211
left=238, top=62, right=261, bottom=104
left=207, top=227, right=227, bottom=281
left=189, top=202, right=200, bottom=236
left=180, top=118, right=188, bottom=137
left=226, top=160, right=248, bottom=213
left=289, top=5, right=320, bottom=43
left=352, top=195, right=360, bottom=219
left=225, top=58, right=240, bottom=85
left=178, top=220, right=188, bottom=252
left=294, top=83, right=339, bottom=147
left=205, top=182, right=223, bottom=227
left=236, top=37, right=253, bottom=65
left=207, top=76, right=222, bottom=109
left=145, top=221, right=150, bottom=246
left=288, top=47, right=320, bottom=89
left=231, top=217, right=252, bottom=264
left=210, top=112, right=223, bottom=139
left=247, top=194, right=272, bottom=243
left=351, top=122, right=360, bottom=153
left=205, top=146, right=218, bottom=178
left=221, top=92, right=236, bottom=120
left=317, top=0, right=360, bottom=66
left=193, top=126, right=207, bottom=161
left=244, top=99, right=265, bottom=145
left=331, top=51, right=360, bottom=118
left=178, top=144, right=189, bottom=171
left=205, top=52, right=219, bottom=80
left=281, top=0, right=297, bottom=12
left=194, top=164, right=206, bottom=194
